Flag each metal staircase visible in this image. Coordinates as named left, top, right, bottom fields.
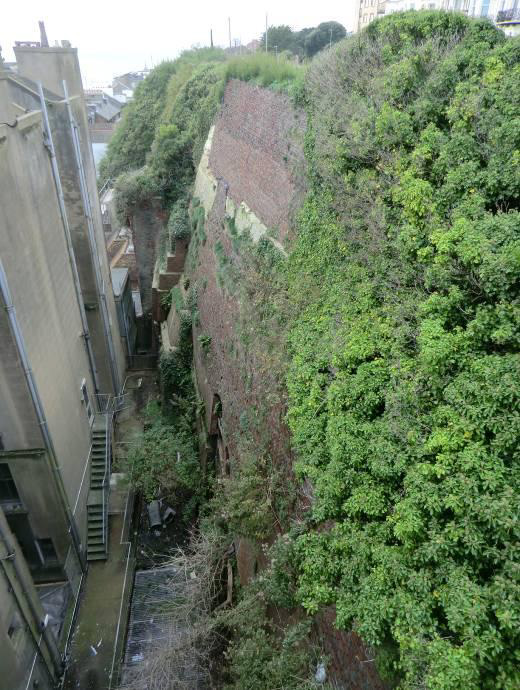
left=86, top=414, right=112, bottom=561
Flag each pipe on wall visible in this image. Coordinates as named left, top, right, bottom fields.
left=37, top=83, right=101, bottom=401
left=62, top=80, right=121, bottom=395
left=0, top=517, right=62, bottom=685
left=0, top=257, right=86, bottom=573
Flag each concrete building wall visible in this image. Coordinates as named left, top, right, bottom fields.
left=13, top=43, right=126, bottom=395
left=0, top=39, right=125, bottom=690
left=0, top=94, right=93, bottom=566
left=0, top=508, right=56, bottom=690
left=357, top=0, right=387, bottom=29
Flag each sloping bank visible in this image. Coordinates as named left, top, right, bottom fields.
left=105, top=12, right=520, bottom=689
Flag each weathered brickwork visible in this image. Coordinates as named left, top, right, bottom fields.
left=188, top=81, right=385, bottom=690
left=209, top=79, right=306, bottom=242
left=131, top=200, right=166, bottom=314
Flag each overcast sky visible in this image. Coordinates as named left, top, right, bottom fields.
left=2, top=0, right=359, bottom=87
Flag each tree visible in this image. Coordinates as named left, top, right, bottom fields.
left=259, top=25, right=295, bottom=54
left=303, top=21, right=346, bottom=57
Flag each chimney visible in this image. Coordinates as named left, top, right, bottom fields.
left=39, top=21, right=49, bottom=48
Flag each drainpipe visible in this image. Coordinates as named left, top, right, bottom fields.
left=0, top=257, right=86, bottom=573
left=0, top=519, right=63, bottom=682
left=37, top=83, right=101, bottom=401
left=62, top=80, right=120, bottom=395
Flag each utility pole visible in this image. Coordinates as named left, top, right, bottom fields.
left=228, top=17, right=232, bottom=49
left=330, top=27, right=333, bottom=49
left=265, top=13, right=268, bottom=52
left=210, top=29, right=213, bottom=48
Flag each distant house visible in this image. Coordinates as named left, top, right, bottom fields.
left=495, top=3, right=520, bottom=36
left=112, top=70, right=149, bottom=100
left=85, top=90, right=122, bottom=141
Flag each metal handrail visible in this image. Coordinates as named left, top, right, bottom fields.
left=99, top=177, right=113, bottom=199
left=101, top=407, right=113, bottom=550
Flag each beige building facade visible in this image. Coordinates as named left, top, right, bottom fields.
left=357, top=0, right=513, bottom=29
left=0, top=35, right=126, bottom=690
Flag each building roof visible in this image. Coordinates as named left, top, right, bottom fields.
left=111, top=267, right=129, bottom=297
left=95, top=101, right=121, bottom=122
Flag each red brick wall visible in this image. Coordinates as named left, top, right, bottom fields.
left=190, top=81, right=386, bottom=690
left=209, top=79, right=306, bottom=241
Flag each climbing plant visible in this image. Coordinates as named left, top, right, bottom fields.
left=285, top=12, right=520, bottom=689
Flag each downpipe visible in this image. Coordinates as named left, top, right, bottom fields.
left=62, top=80, right=121, bottom=395
left=0, top=520, right=63, bottom=683
left=0, top=257, right=86, bottom=573
left=37, top=83, right=101, bottom=402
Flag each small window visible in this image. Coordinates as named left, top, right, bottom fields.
left=35, top=538, right=59, bottom=566
left=81, top=379, right=94, bottom=424
left=0, top=464, right=20, bottom=504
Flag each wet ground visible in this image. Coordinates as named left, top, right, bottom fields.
left=62, top=372, right=159, bottom=690
left=37, top=582, right=71, bottom=642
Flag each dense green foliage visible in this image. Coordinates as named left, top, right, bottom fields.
left=285, top=12, right=520, bottom=689
left=260, top=21, right=346, bottom=58
left=105, top=10, right=520, bottom=688
left=99, top=48, right=226, bottom=185
left=99, top=61, right=176, bottom=182
left=101, top=49, right=303, bottom=223
left=126, top=300, right=202, bottom=517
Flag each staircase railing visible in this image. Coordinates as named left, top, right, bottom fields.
left=102, top=407, right=114, bottom=550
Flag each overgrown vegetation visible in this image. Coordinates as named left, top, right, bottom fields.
left=285, top=12, right=520, bottom=689
left=122, top=526, right=332, bottom=690
left=124, top=293, right=202, bottom=519
left=101, top=50, right=304, bottom=227
left=112, top=10, right=520, bottom=689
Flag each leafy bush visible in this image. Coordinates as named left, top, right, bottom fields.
left=125, top=404, right=200, bottom=505
left=286, top=11, right=520, bottom=689
left=219, top=583, right=330, bottom=690
left=99, top=61, right=176, bottom=184
left=168, top=196, right=190, bottom=240
left=113, top=167, right=160, bottom=224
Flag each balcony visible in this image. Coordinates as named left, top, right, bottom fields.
left=496, top=8, right=520, bottom=23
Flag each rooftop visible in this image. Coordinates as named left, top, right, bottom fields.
left=111, top=267, right=129, bottom=297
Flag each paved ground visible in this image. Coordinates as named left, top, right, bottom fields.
left=63, top=497, right=132, bottom=690
left=62, top=372, right=157, bottom=690
left=37, top=583, right=71, bottom=643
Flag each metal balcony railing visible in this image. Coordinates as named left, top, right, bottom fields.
left=496, top=8, right=520, bottom=23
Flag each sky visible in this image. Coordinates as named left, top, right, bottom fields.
left=1, top=0, right=359, bottom=87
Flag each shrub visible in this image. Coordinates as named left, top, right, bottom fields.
left=286, top=12, right=520, bottom=689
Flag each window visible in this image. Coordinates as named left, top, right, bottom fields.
left=0, top=464, right=20, bottom=504
left=81, top=379, right=94, bottom=425
left=35, top=538, right=59, bottom=566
